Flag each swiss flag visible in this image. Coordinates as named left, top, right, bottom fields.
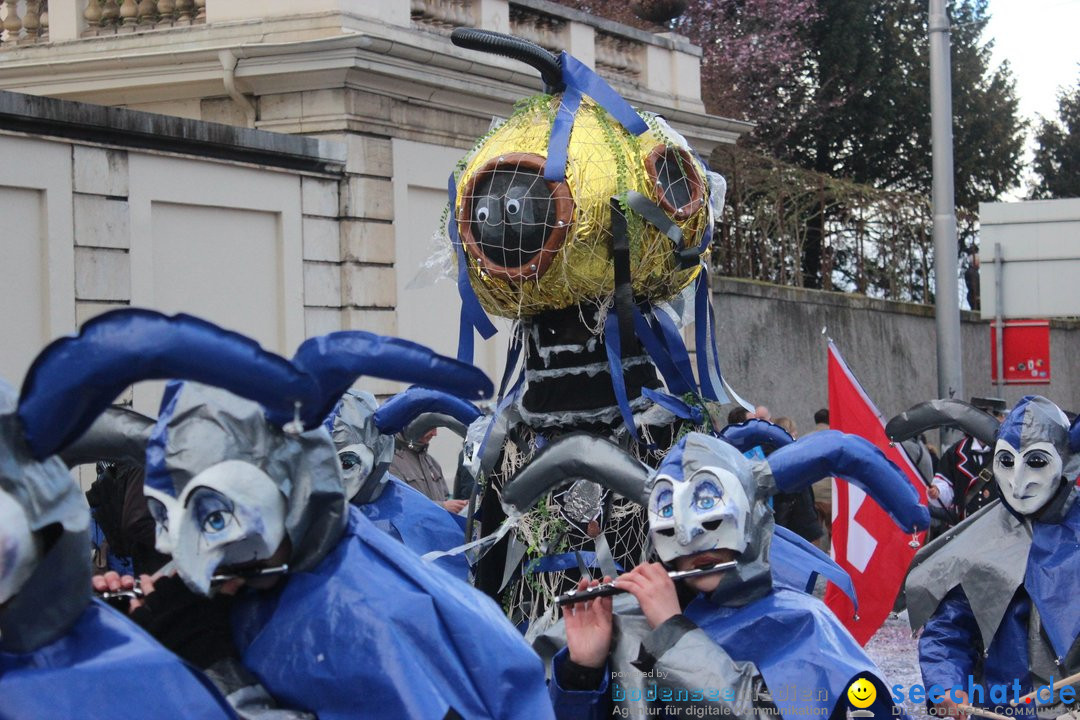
left=823, top=341, right=928, bottom=645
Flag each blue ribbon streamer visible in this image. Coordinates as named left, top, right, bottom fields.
left=446, top=173, right=497, bottom=363
left=641, top=387, right=704, bottom=426
left=560, top=53, right=649, bottom=136
left=604, top=308, right=641, bottom=443
left=631, top=306, right=695, bottom=397
left=694, top=271, right=719, bottom=401
left=544, top=86, right=582, bottom=183
left=650, top=305, right=698, bottom=394
left=543, top=52, right=649, bottom=182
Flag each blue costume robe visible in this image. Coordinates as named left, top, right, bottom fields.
left=0, top=600, right=235, bottom=720
left=549, top=587, right=902, bottom=719
left=231, top=506, right=553, bottom=720
left=357, top=474, right=469, bottom=581
left=918, top=498, right=1080, bottom=717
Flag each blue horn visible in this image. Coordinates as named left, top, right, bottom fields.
left=374, top=387, right=482, bottom=438
left=288, top=332, right=493, bottom=429
left=18, top=309, right=315, bottom=460
left=717, top=419, right=795, bottom=453
left=765, top=431, right=929, bottom=533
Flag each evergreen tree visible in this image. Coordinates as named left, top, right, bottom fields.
left=1031, top=72, right=1080, bottom=199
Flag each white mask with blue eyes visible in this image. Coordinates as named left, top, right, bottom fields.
left=165, top=460, right=288, bottom=594
left=993, top=439, right=1063, bottom=516
left=0, top=489, right=41, bottom=606
left=647, top=466, right=750, bottom=564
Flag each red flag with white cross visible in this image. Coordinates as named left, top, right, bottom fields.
left=823, top=340, right=929, bottom=645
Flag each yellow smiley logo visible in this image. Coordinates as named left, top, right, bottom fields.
left=847, top=678, right=877, bottom=709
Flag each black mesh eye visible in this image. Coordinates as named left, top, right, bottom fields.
left=460, top=153, right=574, bottom=281
left=645, top=145, right=704, bottom=220
left=655, top=527, right=676, bottom=537
left=469, top=166, right=554, bottom=269
left=702, top=520, right=722, bottom=531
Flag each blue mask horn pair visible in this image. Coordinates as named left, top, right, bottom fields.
left=716, top=419, right=796, bottom=453
left=499, top=433, right=651, bottom=515
left=373, top=387, right=483, bottom=443
left=17, top=309, right=314, bottom=461
left=884, top=399, right=1000, bottom=447
left=58, top=406, right=156, bottom=469
left=19, top=309, right=495, bottom=462
left=765, top=431, right=930, bottom=534
left=287, top=333, right=493, bottom=430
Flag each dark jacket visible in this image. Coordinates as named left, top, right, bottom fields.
left=388, top=436, right=448, bottom=503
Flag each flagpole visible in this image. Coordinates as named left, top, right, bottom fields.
left=930, top=0, right=964, bottom=438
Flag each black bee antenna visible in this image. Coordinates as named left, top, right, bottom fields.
left=451, top=27, right=565, bottom=93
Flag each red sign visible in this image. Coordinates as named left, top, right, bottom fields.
left=990, top=319, right=1051, bottom=384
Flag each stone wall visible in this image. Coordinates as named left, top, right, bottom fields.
left=712, top=278, right=1080, bottom=436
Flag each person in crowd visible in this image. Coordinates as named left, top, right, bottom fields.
left=390, top=427, right=467, bottom=513
left=727, top=406, right=750, bottom=425
left=812, top=408, right=830, bottom=433
left=539, top=429, right=928, bottom=719
left=753, top=405, right=772, bottom=422
left=891, top=396, right=1080, bottom=719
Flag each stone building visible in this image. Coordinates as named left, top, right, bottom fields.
left=0, top=0, right=749, bottom=464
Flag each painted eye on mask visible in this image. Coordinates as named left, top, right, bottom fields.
left=656, top=489, right=674, bottom=519
left=190, top=488, right=236, bottom=536
left=340, top=451, right=360, bottom=471
left=996, top=451, right=1015, bottom=469
left=693, top=481, right=722, bottom=512
left=1025, top=451, right=1051, bottom=469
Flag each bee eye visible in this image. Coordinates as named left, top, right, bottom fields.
left=505, top=198, right=521, bottom=216
left=476, top=205, right=490, bottom=223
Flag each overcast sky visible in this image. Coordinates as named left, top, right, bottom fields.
left=984, top=0, right=1080, bottom=193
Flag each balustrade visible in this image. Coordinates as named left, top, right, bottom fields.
left=81, top=0, right=203, bottom=35
left=2, top=0, right=48, bottom=44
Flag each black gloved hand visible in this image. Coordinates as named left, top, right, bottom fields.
left=130, top=574, right=236, bottom=669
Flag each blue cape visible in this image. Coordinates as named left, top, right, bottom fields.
left=0, top=600, right=234, bottom=720
left=232, top=506, right=552, bottom=720
left=684, top=587, right=894, bottom=717
left=1025, top=498, right=1080, bottom=661
left=357, top=474, right=469, bottom=581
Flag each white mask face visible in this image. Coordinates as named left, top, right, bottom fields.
left=994, top=439, right=1063, bottom=516
left=0, top=489, right=40, bottom=605
left=337, top=443, right=376, bottom=501
left=648, top=466, right=750, bottom=564
left=162, top=460, right=287, bottom=594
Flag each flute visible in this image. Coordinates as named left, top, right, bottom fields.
left=95, top=564, right=290, bottom=600
left=556, top=561, right=737, bottom=606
